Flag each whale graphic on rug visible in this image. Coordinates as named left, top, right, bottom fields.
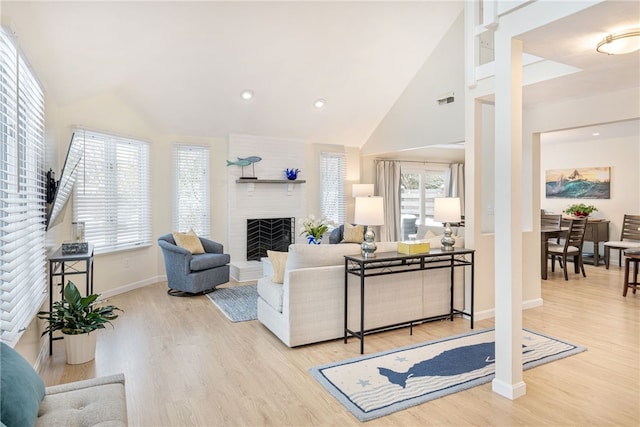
left=378, top=342, right=496, bottom=388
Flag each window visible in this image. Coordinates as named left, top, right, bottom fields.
left=0, top=26, right=46, bottom=346
left=73, top=129, right=151, bottom=254
left=320, top=152, right=346, bottom=225
left=400, top=165, right=449, bottom=232
left=173, top=144, right=209, bottom=237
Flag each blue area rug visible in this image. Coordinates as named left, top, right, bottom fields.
left=309, top=328, right=586, bottom=422
left=206, top=285, right=257, bottom=322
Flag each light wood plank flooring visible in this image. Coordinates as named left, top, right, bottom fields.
left=39, top=263, right=639, bottom=426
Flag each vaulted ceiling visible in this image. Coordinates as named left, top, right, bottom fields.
left=2, top=1, right=639, bottom=147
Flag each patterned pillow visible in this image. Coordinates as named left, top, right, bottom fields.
left=172, top=229, right=205, bottom=254
left=267, top=250, right=288, bottom=284
left=342, top=223, right=365, bottom=243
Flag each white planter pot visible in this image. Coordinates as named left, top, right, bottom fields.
left=64, top=332, right=97, bottom=364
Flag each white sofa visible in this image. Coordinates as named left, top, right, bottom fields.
left=257, top=227, right=466, bottom=347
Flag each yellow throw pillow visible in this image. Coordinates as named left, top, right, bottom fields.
left=342, top=223, right=365, bottom=243
left=267, top=250, right=288, bottom=284
left=172, top=229, right=205, bottom=254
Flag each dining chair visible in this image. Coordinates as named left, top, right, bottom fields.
left=541, top=213, right=562, bottom=244
left=548, top=218, right=588, bottom=280
left=604, top=214, right=640, bottom=269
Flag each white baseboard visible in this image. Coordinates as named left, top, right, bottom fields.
left=492, top=378, right=527, bottom=400
left=100, top=275, right=165, bottom=298
left=473, top=297, right=544, bottom=321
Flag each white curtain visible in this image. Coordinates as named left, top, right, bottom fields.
left=448, top=163, right=465, bottom=217
left=376, top=160, right=401, bottom=241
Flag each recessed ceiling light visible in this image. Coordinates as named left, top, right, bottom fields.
left=592, top=132, right=600, bottom=136
left=314, top=98, right=326, bottom=109
left=241, top=89, right=254, bottom=100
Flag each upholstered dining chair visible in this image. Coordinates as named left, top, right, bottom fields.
left=158, top=233, right=230, bottom=296
left=548, top=217, right=588, bottom=281
left=604, top=214, right=640, bottom=269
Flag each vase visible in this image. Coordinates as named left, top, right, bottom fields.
left=64, top=332, right=97, bottom=365
left=307, top=235, right=322, bottom=245
left=285, top=168, right=300, bottom=180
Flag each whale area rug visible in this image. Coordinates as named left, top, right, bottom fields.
left=206, top=285, right=257, bottom=322
left=309, top=328, right=586, bottom=422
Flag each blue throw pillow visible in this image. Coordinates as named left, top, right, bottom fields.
left=0, top=342, right=45, bottom=427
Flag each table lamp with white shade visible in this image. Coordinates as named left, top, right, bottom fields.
left=354, top=196, right=384, bottom=258
left=434, top=197, right=461, bottom=251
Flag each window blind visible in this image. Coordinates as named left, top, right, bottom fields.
left=320, top=152, right=346, bottom=225
left=73, top=129, right=151, bottom=254
left=173, top=144, right=210, bottom=237
left=0, top=26, right=46, bottom=346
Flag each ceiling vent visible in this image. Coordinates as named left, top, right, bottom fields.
left=437, top=91, right=455, bottom=105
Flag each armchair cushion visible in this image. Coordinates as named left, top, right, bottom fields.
left=172, top=229, right=205, bottom=254
left=1, top=342, right=45, bottom=427
left=190, top=253, right=231, bottom=272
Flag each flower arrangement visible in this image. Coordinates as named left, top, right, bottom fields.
left=563, top=203, right=598, bottom=217
left=299, top=214, right=334, bottom=240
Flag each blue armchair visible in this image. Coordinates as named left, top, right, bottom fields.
left=158, top=234, right=230, bottom=296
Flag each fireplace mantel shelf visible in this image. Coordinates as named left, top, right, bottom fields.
left=236, top=178, right=306, bottom=184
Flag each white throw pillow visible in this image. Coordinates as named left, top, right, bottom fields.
left=267, top=250, right=288, bottom=284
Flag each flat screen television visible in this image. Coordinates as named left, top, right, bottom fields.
left=46, top=132, right=83, bottom=230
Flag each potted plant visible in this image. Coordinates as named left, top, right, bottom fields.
left=38, top=281, right=121, bottom=364
left=563, top=203, right=598, bottom=218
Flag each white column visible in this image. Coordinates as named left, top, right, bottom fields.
left=492, top=33, right=526, bottom=400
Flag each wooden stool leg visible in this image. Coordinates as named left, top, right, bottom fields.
left=634, top=260, right=639, bottom=294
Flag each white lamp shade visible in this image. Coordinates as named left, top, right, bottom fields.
left=352, top=183, right=374, bottom=198
left=354, top=196, right=384, bottom=226
left=434, top=197, right=461, bottom=223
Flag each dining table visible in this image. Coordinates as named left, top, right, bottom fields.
left=541, top=226, right=568, bottom=280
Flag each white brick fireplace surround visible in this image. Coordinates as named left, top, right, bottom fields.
left=228, top=134, right=307, bottom=281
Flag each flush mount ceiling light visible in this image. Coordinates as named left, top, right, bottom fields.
left=314, top=98, right=326, bottom=109
left=596, top=28, right=640, bottom=55
left=240, top=89, right=254, bottom=100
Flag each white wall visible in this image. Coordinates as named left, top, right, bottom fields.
left=360, top=11, right=465, bottom=156
left=540, top=135, right=640, bottom=240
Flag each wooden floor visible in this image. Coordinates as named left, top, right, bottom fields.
left=40, top=263, right=639, bottom=426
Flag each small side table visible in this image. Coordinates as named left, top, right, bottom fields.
left=623, top=249, right=640, bottom=297
left=48, top=244, right=95, bottom=355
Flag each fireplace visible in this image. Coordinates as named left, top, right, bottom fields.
left=246, top=217, right=295, bottom=261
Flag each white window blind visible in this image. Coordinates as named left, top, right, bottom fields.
left=73, top=129, right=151, bottom=254
left=0, top=26, right=46, bottom=346
left=173, top=144, right=210, bottom=237
left=320, top=152, right=346, bottom=225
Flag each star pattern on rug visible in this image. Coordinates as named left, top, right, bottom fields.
left=395, top=356, right=407, bottom=362
left=357, top=379, right=370, bottom=387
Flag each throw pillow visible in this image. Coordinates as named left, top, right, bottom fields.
left=0, top=342, right=46, bottom=427
left=172, top=229, right=205, bottom=254
left=342, top=223, right=365, bottom=243
left=424, top=230, right=437, bottom=239
left=267, top=250, right=288, bottom=284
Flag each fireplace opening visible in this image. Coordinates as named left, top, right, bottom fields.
left=247, top=217, right=295, bottom=261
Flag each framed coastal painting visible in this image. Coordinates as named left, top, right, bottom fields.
left=545, top=166, right=610, bottom=199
